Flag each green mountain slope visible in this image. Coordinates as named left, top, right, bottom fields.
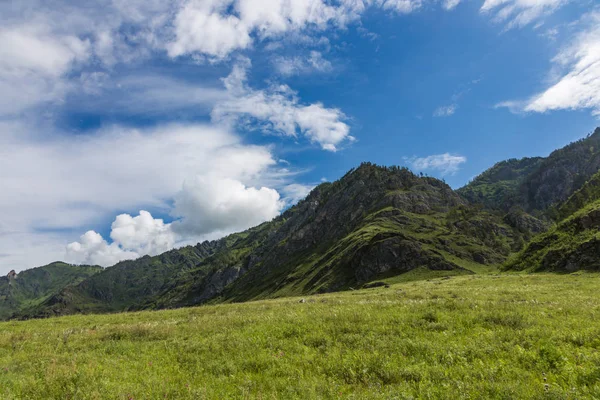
left=17, top=163, right=529, bottom=319
left=19, top=242, right=222, bottom=318
left=0, top=262, right=102, bottom=319
left=460, top=127, right=600, bottom=216
left=458, top=157, right=543, bottom=211
left=505, top=170, right=600, bottom=272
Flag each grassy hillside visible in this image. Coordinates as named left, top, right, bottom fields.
left=457, top=157, right=543, bottom=210
left=0, top=262, right=102, bottom=319
left=506, top=171, right=600, bottom=272
left=1, top=273, right=599, bottom=399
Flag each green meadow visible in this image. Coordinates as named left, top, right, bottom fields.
left=1, top=272, right=599, bottom=399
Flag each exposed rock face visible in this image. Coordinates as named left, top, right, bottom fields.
left=504, top=208, right=549, bottom=234
left=352, top=236, right=458, bottom=282
left=541, top=239, right=600, bottom=272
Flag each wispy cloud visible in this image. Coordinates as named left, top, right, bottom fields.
left=272, top=51, right=333, bottom=76
left=433, top=104, right=458, bottom=117
left=480, top=0, right=570, bottom=29
left=497, top=11, right=600, bottom=116
left=406, top=153, right=467, bottom=176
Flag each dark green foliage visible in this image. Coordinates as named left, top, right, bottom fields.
left=460, top=127, right=600, bottom=216
left=17, top=243, right=222, bottom=318
left=506, top=193, right=600, bottom=272
left=505, top=159, right=600, bottom=272
left=458, top=157, right=544, bottom=210
left=555, top=170, right=600, bottom=220
left=0, top=262, right=102, bottom=319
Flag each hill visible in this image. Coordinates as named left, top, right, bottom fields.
left=17, top=163, right=526, bottom=319
left=0, top=262, right=102, bottom=319
left=506, top=170, right=600, bottom=272
left=459, top=127, right=600, bottom=216
left=1, top=273, right=599, bottom=398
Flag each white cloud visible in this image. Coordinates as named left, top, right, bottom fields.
left=407, top=153, right=467, bottom=176
left=525, top=12, right=600, bottom=116
left=69, top=74, right=227, bottom=116
left=172, top=175, right=284, bottom=237
left=66, top=180, right=286, bottom=267
left=212, top=59, right=352, bottom=151
left=281, top=183, right=316, bottom=205
left=167, top=0, right=253, bottom=59
left=480, top=0, right=569, bottom=28
left=66, top=230, right=138, bottom=267
left=0, top=121, right=283, bottom=272
left=110, top=211, right=176, bottom=256
left=433, top=104, right=457, bottom=117
left=167, top=0, right=438, bottom=60
left=378, top=0, right=423, bottom=13
left=442, top=0, right=461, bottom=11
left=0, top=24, right=89, bottom=115
left=497, top=11, right=600, bottom=116
left=66, top=210, right=176, bottom=266
left=273, top=51, right=333, bottom=76
left=0, top=0, right=173, bottom=115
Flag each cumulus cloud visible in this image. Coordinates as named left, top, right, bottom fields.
left=66, top=230, right=138, bottom=267
left=167, top=0, right=350, bottom=59
left=480, top=0, right=569, bottom=28
left=110, top=211, right=176, bottom=256
left=378, top=0, right=423, bottom=13
left=66, top=211, right=175, bottom=266
left=171, top=175, right=283, bottom=237
left=212, top=59, right=352, bottom=151
left=407, top=153, right=467, bottom=176
left=167, top=0, right=441, bottom=60
left=65, top=177, right=287, bottom=267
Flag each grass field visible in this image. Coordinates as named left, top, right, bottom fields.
left=1, top=271, right=599, bottom=399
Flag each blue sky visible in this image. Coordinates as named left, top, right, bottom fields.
left=0, top=0, right=599, bottom=273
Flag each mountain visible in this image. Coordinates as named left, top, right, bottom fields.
left=459, top=127, right=600, bottom=217
left=11, top=127, right=600, bottom=320
left=457, top=157, right=544, bottom=211
left=18, top=242, right=223, bottom=317
left=505, top=170, right=600, bottom=272
left=0, top=262, right=102, bottom=319
left=16, top=163, right=526, bottom=319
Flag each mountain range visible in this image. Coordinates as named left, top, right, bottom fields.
left=3, top=127, right=600, bottom=320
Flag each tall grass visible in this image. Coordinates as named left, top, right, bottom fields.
left=0, top=273, right=599, bottom=399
